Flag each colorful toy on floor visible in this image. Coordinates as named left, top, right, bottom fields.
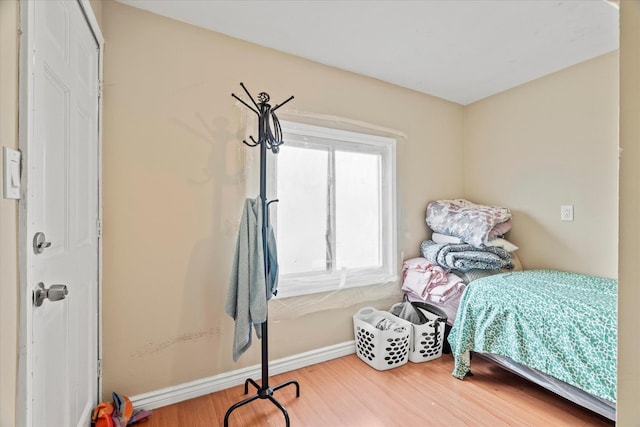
left=91, top=392, right=152, bottom=427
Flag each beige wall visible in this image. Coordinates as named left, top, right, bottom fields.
left=2, top=0, right=637, bottom=423
left=89, top=0, right=102, bottom=26
left=618, top=1, right=640, bottom=424
left=100, top=0, right=464, bottom=397
left=0, top=1, right=19, bottom=426
left=463, top=53, right=619, bottom=279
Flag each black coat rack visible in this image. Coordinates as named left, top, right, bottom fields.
left=224, top=83, right=299, bottom=427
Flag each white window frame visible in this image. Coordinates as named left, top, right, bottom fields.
left=272, top=121, right=398, bottom=298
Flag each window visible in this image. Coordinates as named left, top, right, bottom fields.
left=273, top=121, right=397, bottom=297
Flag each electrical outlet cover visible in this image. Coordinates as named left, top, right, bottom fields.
left=561, top=205, right=574, bottom=221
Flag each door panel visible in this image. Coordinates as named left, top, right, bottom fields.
left=74, top=108, right=93, bottom=245
left=42, top=0, right=70, bottom=64
left=27, top=1, right=99, bottom=426
left=33, top=299, right=70, bottom=426
left=41, top=66, right=70, bottom=256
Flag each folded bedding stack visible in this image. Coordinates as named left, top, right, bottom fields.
left=426, top=198, right=514, bottom=250
left=401, top=199, right=521, bottom=308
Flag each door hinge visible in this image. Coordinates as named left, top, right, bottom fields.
left=98, top=80, right=103, bottom=99
left=98, top=359, right=103, bottom=379
left=97, top=219, right=102, bottom=238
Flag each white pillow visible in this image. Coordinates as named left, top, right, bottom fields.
left=485, top=237, right=519, bottom=252
left=432, top=232, right=519, bottom=252
left=431, top=232, right=463, bottom=244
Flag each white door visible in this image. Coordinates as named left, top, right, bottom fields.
left=20, top=1, right=101, bottom=426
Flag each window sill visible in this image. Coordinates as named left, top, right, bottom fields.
left=274, top=272, right=399, bottom=299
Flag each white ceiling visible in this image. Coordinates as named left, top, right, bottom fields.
left=115, top=0, right=619, bottom=105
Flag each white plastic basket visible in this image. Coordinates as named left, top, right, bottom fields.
left=353, top=307, right=411, bottom=371
left=408, top=305, right=446, bottom=363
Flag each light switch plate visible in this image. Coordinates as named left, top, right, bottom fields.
left=3, top=147, right=21, bottom=200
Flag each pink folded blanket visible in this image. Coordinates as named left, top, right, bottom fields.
left=425, top=273, right=465, bottom=303
left=401, top=257, right=464, bottom=303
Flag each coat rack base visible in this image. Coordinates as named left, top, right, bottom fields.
left=223, top=377, right=300, bottom=427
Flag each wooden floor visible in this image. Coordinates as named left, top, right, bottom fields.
left=139, top=353, right=614, bottom=426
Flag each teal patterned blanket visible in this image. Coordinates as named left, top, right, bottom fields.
left=420, top=240, right=513, bottom=272
left=448, top=270, right=617, bottom=403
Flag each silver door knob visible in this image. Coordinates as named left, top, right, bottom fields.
left=33, top=282, right=68, bottom=307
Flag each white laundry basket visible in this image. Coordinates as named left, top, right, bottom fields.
left=407, top=303, right=447, bottom=363
left=352, top=307, right=411, bottom=371
left=388, top=301, right=448, bottom=363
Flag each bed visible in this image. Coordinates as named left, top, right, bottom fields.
left=446, top=269, right=617, bottom=420
left=412, top=199, right=617, bottom=419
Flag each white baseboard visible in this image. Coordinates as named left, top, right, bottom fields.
left=130, top=340, right=356, bottom=410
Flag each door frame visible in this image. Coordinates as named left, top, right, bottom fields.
left=16, top=1, right=104, bottom=425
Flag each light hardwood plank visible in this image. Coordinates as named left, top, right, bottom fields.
left=139, top=354, right=614, bottom=426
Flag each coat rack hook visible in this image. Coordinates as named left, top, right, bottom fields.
left=231, top=83, right=294, bottom=155
left=272, top=95, right=295, bottom=112
left=242, top=139, right=258, bottom=148
left=240, top=82, right=260, bottom=110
